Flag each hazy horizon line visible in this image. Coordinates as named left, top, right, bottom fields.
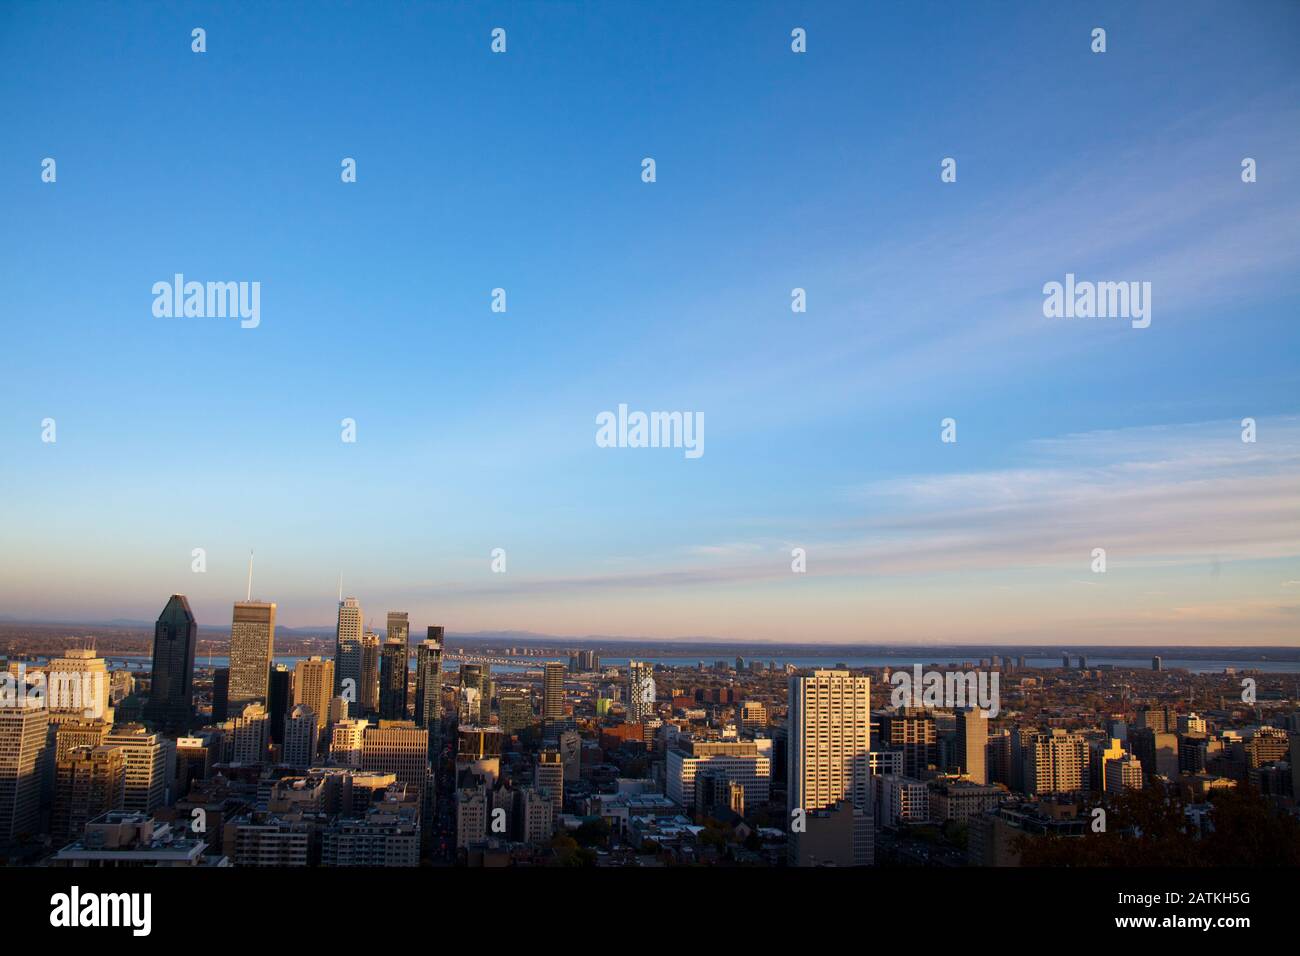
left=3, top=614, right=1298, bottom=653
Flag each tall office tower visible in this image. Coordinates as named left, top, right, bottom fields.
left=144, top=594, right=197, bottom=731
left=414, top=634, right=443, bottom=733
left=413, top=634, right=444, bottom=723
left=335, top=596, right=364, bottom=658
left=498, top=689, right=534, bottom=736
left=0, top=707, right=48, bottom=842
left=1061, top=653, right=1070, bottom=669
left=360, top=721, right=429, bottom=800
left=626, top=660, right=655, bottom=723
left=48, top=647, right=112, bottom=722
left=954, top=708, right=989, bottom=784
left=379, top=638, right=409, bottom=720
left=361, top=632, right=381, bottom=714
left=103, top=724, right=167, bottom=814
left=282, top=705, right=319, bottom=768
left=334, top=596, right=364, bottom=696
left=1024, top=729, right=1090, bottom=794
left=212, top=667, right=230, bottom=722
left=222, top=702, right=270, bottom=764
left=542, top=663, right=565, bottom=724
left=534, top=749, right=564, bottom=817
left=1152, top=656, right=1163, bottom=672
left=229, top=601, right=276, bottom=708
left=330, top=717, right=369, bottom=767
left=787, top=671, right=872, bottom=814
left=294, top=657, right=335, bottom=731
left=335, top=636, right=362, bottom=702
left=1078, top=655, right=1088, bottom=669
left=568, top=652, right=581, bottom=674
left=386, top=611, right=409, bottom=645
left=267, top=664, right=292, bottom=745
left=382, top=616, right=411, bottom=721
left=52, top=745, right=125, bottom=842
left=877, top=707, right=939, bottom=778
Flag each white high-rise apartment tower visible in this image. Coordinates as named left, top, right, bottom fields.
left=788, top=670, right=872, bottom=814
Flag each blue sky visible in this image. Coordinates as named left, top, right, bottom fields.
left=2, top=1, right=1298, bottom=643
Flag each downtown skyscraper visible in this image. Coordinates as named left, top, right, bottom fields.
left=361, top=631, right=381, bottom=714
left=293, top=656, right=335, bottom=731
left=44, top=648, right=110, bottom=720
left=0, top=707, right=48, bottom=842
left=381, top=613, right=411, bottom=720
left=788, top=670, right=872, bottom=814
left=228, top=601, right=276, bottom=709
left=386, top=611, right=409, bottom=645
left=542, top=662, right=565, bottom=724
left=626, top=660, right=655, bottom=723
left=333, top=596, right=363, bottom=702
left=414, top=628, right=443, bottom=738
left=379, top=631, right=409, bottom=721
left=144, top=594, right=198, bottom=732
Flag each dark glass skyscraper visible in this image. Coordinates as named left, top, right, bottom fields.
left=212, top=668, right=230, bottom=722
left=268, top=664, right=292, bottom=745
left=414, top=630, right=443, bottom=729
left=145, top=594, right=198, bottom=732
left=379, top=637, right=408, bottom=720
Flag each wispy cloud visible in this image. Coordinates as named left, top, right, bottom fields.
left=426, top=416, right=1300, bottom=602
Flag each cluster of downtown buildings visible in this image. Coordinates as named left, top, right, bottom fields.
left=1, top=595, right=1299, bottom=868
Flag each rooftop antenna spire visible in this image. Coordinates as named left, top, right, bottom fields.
left=338, top=573, right=343, bottom=603
left=247, top=550, right=254, bottom=602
